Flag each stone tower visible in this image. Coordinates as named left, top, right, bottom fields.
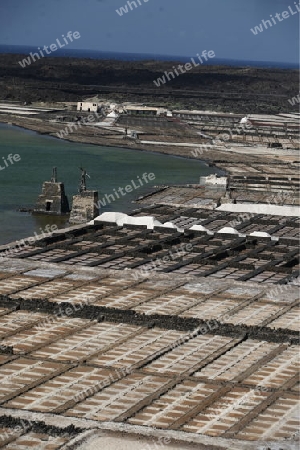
left=33, top=167, right=70, bottom=215
left=69, top=167, right=99, bottom=224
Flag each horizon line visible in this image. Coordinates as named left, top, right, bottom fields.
left=0, top=44, right=298, bottom=66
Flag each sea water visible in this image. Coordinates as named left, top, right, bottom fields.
left=0, top=123, right=218, bottom=245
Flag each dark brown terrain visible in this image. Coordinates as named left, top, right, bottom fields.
left=0, top=53, right=299, bottom=114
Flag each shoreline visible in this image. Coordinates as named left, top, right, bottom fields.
left=2, top=112, right=288, bottom=179
left=0, top=115, right=223, bottom=171
left=0, top=110, right=298, bottom=192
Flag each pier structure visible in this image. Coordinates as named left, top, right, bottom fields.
left=69, top=167, right=99, bottom=224
left=33, top=167, right=70, bottom=215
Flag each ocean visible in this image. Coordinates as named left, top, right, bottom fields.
left=0, top=45, right=298, bottom=69
left=0, top=123, right=217, bottom=245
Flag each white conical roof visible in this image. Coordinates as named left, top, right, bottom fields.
left=162, top=221, right=184, bottom=232
left=93, top=212, right=128, bottom=224
left=93, top=212, right=162, bottom=229
left=250, top=231, right=271, bottom=238
left=190, top=224, right=213, bottom=235
left=119, top=215, right=162, bottom=229
left=217, top=227, right=239, bottom=234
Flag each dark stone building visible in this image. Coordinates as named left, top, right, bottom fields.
left=69, top=168, right=99, bottom=224
left=33, top=167, right=70, bottom=215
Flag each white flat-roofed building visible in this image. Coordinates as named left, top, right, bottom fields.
left=124, top=105, right=167, bottom=116
left=77, top=101, right=101, bottom=112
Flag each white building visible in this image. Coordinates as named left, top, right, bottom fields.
left=77, top=101, right=101, bottom=112
left=124, top=106, right=167, bottom=116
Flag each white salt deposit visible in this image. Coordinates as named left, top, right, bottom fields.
left=217, top=203, right=300, bottom=217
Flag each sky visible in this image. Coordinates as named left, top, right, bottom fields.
left=0, top=0, right=299, bottom=63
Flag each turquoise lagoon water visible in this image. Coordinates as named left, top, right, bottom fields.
left=0, top=123, right=218, bottom=245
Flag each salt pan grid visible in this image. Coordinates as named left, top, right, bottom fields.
left=31, top=322, right=141, bottom=362
left=128, top=380, right=218, bottom=429
left=65, top=373, right=172, bottom=422
left=88, top=328, right=185, bottom=370
left=4, top=366, right=122, bottom=413
left=179, top=295, right=242, bottom=321
left=0, top=358, right=65, bottom=403
left=92, top=287, right=155, bottom=309
left=132, top=291, right=203, bottom=316
left=267, top=306, right=300, bottom=331
left=0, top=311, right=49, bottom=339
left=2, top=212, right=298, bottom=285
left=48, top=284, right=116, bottom=305
left=193, top=339, right=281, bottom=381
left=9, top=280, right=76, bottom=300
left=0, top=429, right=69, bottom=449
left=243, top=346, right=300, bottom=389
left=1, top=317, right=89, bottom=354
left=182, top=387, right=270, bottom=436
left=236, top=395, right=300, bottom=441
left=221, top=300, right=286, bottom=326
left=0, top=276, right=42, bottom=296
left=0, top=254, right=298, bottom=446
left=142, top=334, right=239, bottom=376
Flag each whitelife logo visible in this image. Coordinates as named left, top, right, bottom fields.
left=131, top=243, right=193, bottom=281
left=56, top=111, right=100, bottom=139
left=153, top=50, right=215, bottom=87
left=116, top=0, right=150, bottom=16
left=0, top=153, right=21, bottom=171
left=288, top=93, right=300, bottom=106
left=250, top=2, right=300, bottom=35
left=18, top=31, right=81, bottom=68
left=95, top=172, right=155, bottom=208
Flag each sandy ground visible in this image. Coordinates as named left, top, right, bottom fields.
left=74, top=430, right=298, bottom=450
left=77, top=434, right=201, bottom=450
